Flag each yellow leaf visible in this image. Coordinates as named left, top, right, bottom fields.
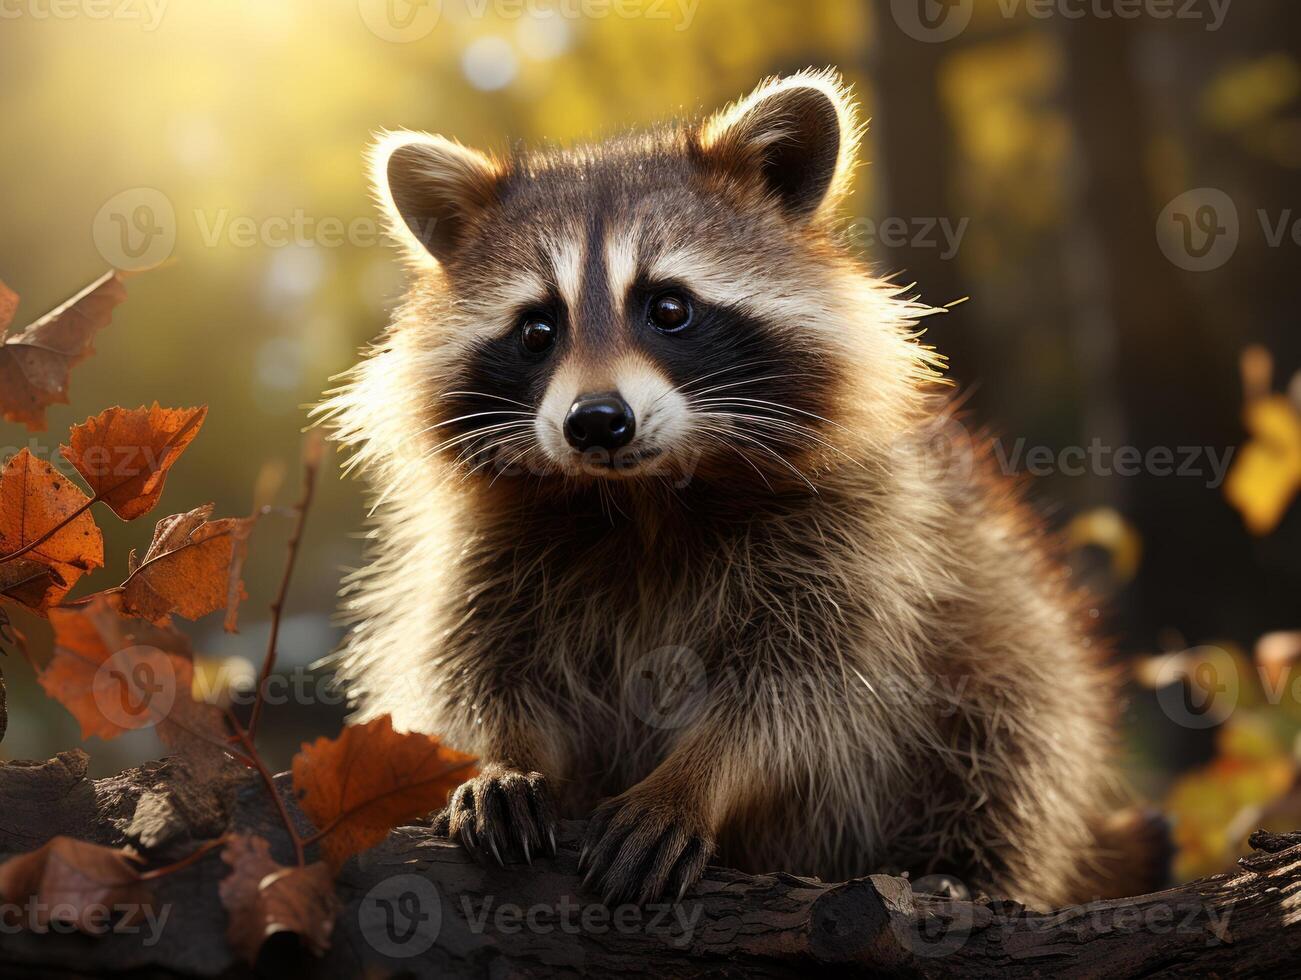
left=1224, top=394, right=1301, bottom=535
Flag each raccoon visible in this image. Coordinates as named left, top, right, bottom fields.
left=319, top=69, right=1156, bottom=908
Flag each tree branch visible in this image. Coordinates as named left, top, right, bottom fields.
left=1, top=753, right=1299, bottom=977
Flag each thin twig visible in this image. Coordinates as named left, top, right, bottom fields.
left=245, top=439, right=321, bottom=740
left=229, top=713, right=306, bottom=866
left=138, top=835, right=229, bottom=881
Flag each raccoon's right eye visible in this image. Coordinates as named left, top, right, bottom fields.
left=519, top=317, right=556, bottom=355
left=648, top=292, right=692, bottom=333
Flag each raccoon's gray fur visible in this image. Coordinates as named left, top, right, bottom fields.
left=318, top=69, right=1154, bottom=908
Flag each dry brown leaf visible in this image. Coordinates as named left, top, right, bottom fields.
left=62, top=404, right=207, bottom=521
left=0, top=448, right=104, bottom=610
left=0, top=272, right=128, bottom=431
left=39, top=595, right=230, bottom=772
left=0, top=558, right=65, bottom=613
left=218, top=834, right=339, bottom=964
left=0, top=836, right=153, bottom=933
left=120, top=505, right=255, bottom=631
left=155, top=685, right=240, bottom=783
left=292, top=714, right=476, bottom=869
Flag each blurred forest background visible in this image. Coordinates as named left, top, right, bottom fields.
left=1, top=0, right=1299, bottom=884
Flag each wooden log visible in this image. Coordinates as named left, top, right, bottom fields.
left=0, top=754, right=1298, bottom=978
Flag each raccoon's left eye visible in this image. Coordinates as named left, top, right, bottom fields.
left=648, top=292, right=692, bottom=333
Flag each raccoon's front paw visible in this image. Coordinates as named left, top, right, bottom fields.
left=432, top=764, right=558, bottom=865
left=578, top=793, right=715, bottom=906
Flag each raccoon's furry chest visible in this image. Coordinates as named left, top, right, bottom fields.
left=436, top=485, right=923, bottom=797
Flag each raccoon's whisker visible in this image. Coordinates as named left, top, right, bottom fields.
left=448, top=427, right=534, bottom=469
left=730, top=444, right=775, bottom=492
left=700, top=408, right=825, bottom=490
left=693, top=396, right=850, bottom=433
left=595, top=479, right=629, bottom=524
left=725, top=427, right=820, bottom=494
left=487, top=440, right=538, bottom=488
left=647, top=362, right=781, bottom=417
left=431, top=426, right=533, bottom=463
left=676, top=359, right=788, bottom=395
left=427, top=420, right=534, bottom=457
left=432, top=428, right=535, bottom=484
left=696, top=409, right=865, bottom=469
left=439, top=390, right=534, bottom=410
left=689, top=374, right=812, bottom=399
left=421, top=410, right=535, bottom=435
left=458, top=433, right=536, bottom=482
left=367, top=425, right=528, bottom=513
left=595, top=481, right=611, bottom=523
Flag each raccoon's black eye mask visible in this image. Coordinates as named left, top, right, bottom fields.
left=512, top=288, right=694, bottom=360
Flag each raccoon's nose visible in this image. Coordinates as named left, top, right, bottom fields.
left=564, top=393, right=635, bottom=452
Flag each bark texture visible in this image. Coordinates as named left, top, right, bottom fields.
left=0, top=752, right=1298, bottom=978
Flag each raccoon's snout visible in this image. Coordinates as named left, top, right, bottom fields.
left=564, top=393, right=636, bottom=452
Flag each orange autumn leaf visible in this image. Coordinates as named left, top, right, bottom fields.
left=292, top=715, right=477, bottom=869
left=42, top=595, right=192, bottom=739
left=120, top=505, right=255, bottom=631
left=40, top=595, right=208, bottom=743
left=0, top=558, right=65, bottom=614
left=0, top=271, right=128, bottom=431
left=218, top=834, right=339, bottom=964
left=0, top=836, right=153, bottom=934
left=0, top=281, right=17, bottom=330
left=0, top=448, right=104, bottom=609
left=62, top=404, right=207, bottom=521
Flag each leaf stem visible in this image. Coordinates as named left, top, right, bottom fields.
left=299, top=758, right=477, bottom=848
left=0, top=494, right=100, bottom=565
left=139, top=835, right=229, bottom=881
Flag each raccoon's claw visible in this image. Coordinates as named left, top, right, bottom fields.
left=434, top=764, right=558, bottom=866
left=579, top=794, right=715, bottom=906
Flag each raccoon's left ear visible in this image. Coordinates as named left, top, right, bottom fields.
left=697, top=68, right=861, bottom=223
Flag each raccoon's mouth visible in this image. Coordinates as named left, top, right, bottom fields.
left=573, top=446, right=664, bottom=475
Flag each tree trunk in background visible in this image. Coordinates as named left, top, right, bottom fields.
left=867, top=1, right=980, bottom=396
left=1058, top=14, right=1247, bottom=649
left=1146, top=7, right=1301, bottom=639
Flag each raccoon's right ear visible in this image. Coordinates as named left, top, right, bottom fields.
left=697, top=69, right=861, bottom=224
left=368, top=131, right=501, bottom=268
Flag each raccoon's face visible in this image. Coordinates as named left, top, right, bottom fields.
left=370, top=71, right=922, bottom=492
